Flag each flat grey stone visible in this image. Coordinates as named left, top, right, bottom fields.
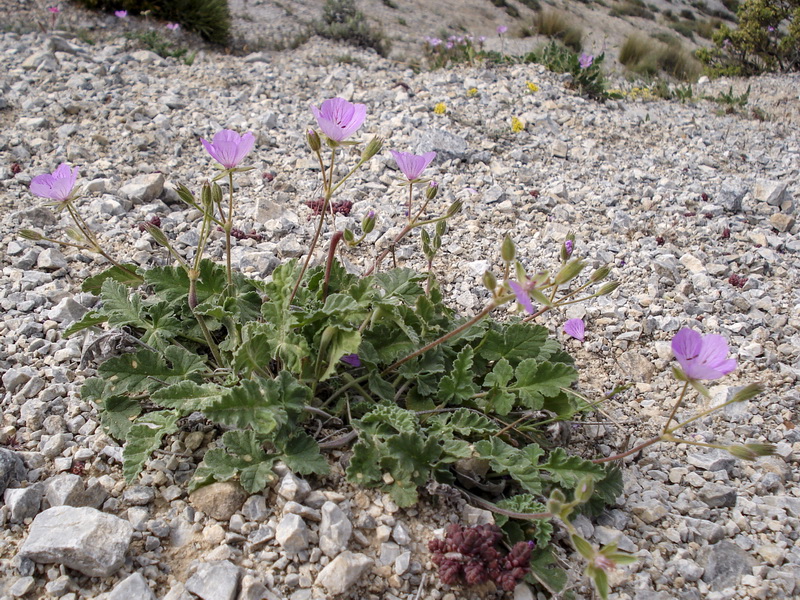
left=701, top=540, right=756, bottom=590
left=45, top=473, right=107, bottom=508
left=413, top=129, right=468, bottom=160
left=189, top=481, right=246, bottom=521
left=276, top=472, right=311, bottom=502
left=19, top=506, right=133, bottom=577
left=185, top=560, right=242, bottom=600
left=0, top=448, right=27, bottom=495
left=686, top=450, right=736, bottom=473
left=119, top=173, right=165, bottom=204
left=37, top=248, right=67, bottom=270
left=241, top=494, right=269, bottom=522
left=4, top=485, right=42, bottom=523
left=108, top=572, right=156, bottom=600
left=319, top=501, right=352, bottom=557
left=699, top=483, right=737, bottom=508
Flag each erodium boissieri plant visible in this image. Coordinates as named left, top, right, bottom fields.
left=24, top=97, right=774, bottom=600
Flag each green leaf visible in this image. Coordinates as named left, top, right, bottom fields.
left=367, top=371, right=396, bottom=402
left=474, top=438, right=544, bottom=495
left=151, top=381, right=223, bottom=412
left=512, top=359, right=578, bottom=410
left=478, top=323, right=558, bottom=365
left=233, top=331, right=274, bottom=378
left=80, top=377, right=106, bottom=402
left=540, top=448, right=605, bottom=488
left=427, top=408, right=499, bottom=437
left=437, top=345, right=478, bottom=405
left=190, top=430, right=278, bottom=494
left=281, top=432, right=329, bottom=475
left=245, top=322, right=309, bottom=375
left=346, top=437, right=384, bottom=487
left=384, top=432, right=442, bottom=485
left=357, top=404, right=418, bottom=435
left=528, top=547, right=568, bottom=594
left=123, top=410, right=179, bottom=482
left=240, top=460, right=278, bottom=494
left=316, top=326, right=361, bottom=382
left=590, top=565, right=609, bottom=600
left=100, top=395, right=142, bottom=440
left=374, top=268, right=426, bottom=303
left=440, top=438, right=472, bottom=460
left=495, top=494, right=553, bottom=547
left=64, top=311, right=107, bottom=337
left=82, top=263, right=141, bottom=294
left=204, top=379, right=279, bottom=435
left=482, top=358, right=516, bottom=415
left=99, top=346, right=204, bottom=396
left=572, top=533, right=595, bottom=559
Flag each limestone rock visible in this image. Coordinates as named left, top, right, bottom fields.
left=314, top=551, right=373, bottom=595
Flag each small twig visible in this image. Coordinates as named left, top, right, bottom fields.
left=414, top=573, right=427, bottom=600
left=318, top=429, right=358, bottom=449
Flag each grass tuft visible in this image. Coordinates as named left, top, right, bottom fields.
left=532, top=10, right=583, bottom=52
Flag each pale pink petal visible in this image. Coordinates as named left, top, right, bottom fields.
left=508, top=281, right=534, bottom=314
left=563, top=318, right=585, bottom=341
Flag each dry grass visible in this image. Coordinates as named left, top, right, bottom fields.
left=619, top=33, right=702, bottom=81
left=533, top=10, right=583, bottom=52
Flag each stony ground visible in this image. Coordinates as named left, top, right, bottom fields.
left=1, top=2, right=800, bottom=600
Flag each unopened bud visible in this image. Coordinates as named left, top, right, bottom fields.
left=589, top=265, right=611, bottom=283
left=19, top=229, right=44, bottom=241
left=514, top=260, right=527, bottom=285
left=361, top=136, right=383, bottom=161
left=546, top=488, right=566, bottom=515
left=574, top=477, right=594, bottom=503
left=211, top=182, right=223, bottom=205
left=727, top=443, right=776, bottom=461
left=65, top=227, right=86, bottom=243
left=554, top=259, right=585, bottom=285
left=561, top=234, right=575, bottom=262
left=201, top=181, right=213, bottom=210
left=597, top=281, right=621, bottom=296
left=307, top=129, right=321, bottom=152
left=145, top=223, right=171, bottom=248
left=501, top=235, right=516, bottom=262
left=445, top=198, right=462, bottom=217
left=483, top=270, right=497, bottom=292
left=435, top=219, right=447, bottom=237
left=343, top=228, right=356, bottom=244
left=362, top=210, right=376, bottom=234
left=426, top=181, right=440, bottom=200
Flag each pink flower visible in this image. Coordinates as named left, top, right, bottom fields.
left=30, top=163, right=79, bottom=202
left=390, top=150, right=437, bottom=181
left=578, top=53, right=594, bottom=69
left=200, top=130, right=255, bottom=169
left=563, top=318, right=585, bottom=341
left=497, top=25, right=508, bottom=34
left=48, top=6, right=60, bottom=13
left=310, top=97, right=366, bottom=143
left=671, top=328, right=737, bottom=380
left=115, top=10, right=128, bottom=18
left=508, top=281, right=534, bottom=314
left=166, top=22, right=180, bottom=31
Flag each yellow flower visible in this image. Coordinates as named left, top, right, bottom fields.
left=526, top=81, right=539, bottom=93
left=434, top=102, right=446, bottom=115
left=511, top=116, right=525, bottom=133
left=466, top=87, right=479, bottom=98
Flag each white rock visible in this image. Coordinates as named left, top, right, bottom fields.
left=314, top=551, right=373, bottom=595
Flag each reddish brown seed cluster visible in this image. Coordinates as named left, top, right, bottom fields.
left=137, top=216, right=161, bottom=231
left=529, top=189, right=540, bottom=198
left=304, top=198, right=353, bottom=218
left=728, top=273, right=748, bottom=288
left=70, top=461, right=86, bottom=476
left=428, top=523, right=534, bottom=592
left=10, top=162, right=22, bottom=175
left=262, top=172, right=275, bottom=182
left=721, top=228, right=731, bottom=239
left=229, top=228, right=263, bottom=242
left=655, top=236, right=665, bottom=246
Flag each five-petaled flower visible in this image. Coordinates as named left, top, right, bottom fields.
left=508, top=280, right=535, bottom=314
left=310, top=97, right=366, bottom=143
left=48, top=6, right=60, bottom=13
left=115, top=10, right=127, bottom=18
left=390, top=150, right=436, bottom=181
left=578, top=53, right=594, bottom=69
left=564, top=318, right=585, bottom=341
left=201, top=129, right=255, bottom=169
left=672, top=328, right=737, bottom=380
left=166, top=22, right=180, bottom=30
left=30, top=163, right=79, bottom=202
left=497, top=25, right=508, bottom=34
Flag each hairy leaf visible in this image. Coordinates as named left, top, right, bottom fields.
left=437, top=345, right=478, bottom=405
left=151, top=381, right=224, bottom=412
left=357, top=404, right=419, bottom=435
left=100, top=395, right=142, bottom=440
left=346, top=437, right=384, bottom=487
left=281, top=431, right=329, bottom=475
left=123, top=410, right=179, bottom=482
left=99, top=346, right=205, bottom=395
left=64, top=311, right=107, bottom=337
left=374, top=268, right=426, bottom=303
left=475, top=438, right=544, bottom=495
left=82, top=263, right=142, bottom=294
left=512, top=359, right=578, bottom=410
left=527, top=547, right=568, bottom=594
left=495, top=494, right=553, bottom=546
left=316, top=326, right=360, bottom=382
left=478, top=323, right=558, bottom=365
left=540, top=448, right=605, bottom=488
left=203, top=379, right=279, bottom=435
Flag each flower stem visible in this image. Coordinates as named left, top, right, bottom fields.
left=224, top=171, right=234, bottom=287
left=662, top=380, right=690, bottom=434
left=591, top=436, right=662, bottom=463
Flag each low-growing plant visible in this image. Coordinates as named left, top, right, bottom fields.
left=315, top=0, right=391, bottom=57
left=74, top=0, right=231, bottom=44
left=127, top=30, right=196, bottom=64
left=610, top=0, right=656, bottom=20
left=23, top=95, right=776, bottom=599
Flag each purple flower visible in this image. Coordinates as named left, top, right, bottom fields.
left=115, top=10, right=127, bottom=18
left=578, top=53, right=594, bottom=69
left=497, top=25, right=508, bottom=35
left=508, top=281, right=534, bottom=314
left=166, top=22, right=180, bottom=30
left=49, top=6, right=60, bottom=13
left=563, top=318, right=585, bottom=342
left=311, top=97, right=367, bottom=143
left=341, top=354, right=362, bottom=368
left=390, top=150, right=437, bottom=181
left=201, top=129, right=255, bottom=169
left=767, top=25, right=775, bottom=32
left=478, top=36, right=486, bottom=43
left=30, top=163, right=79, bottom=202
left=671, top=328, right=737, bottom=380
left=564, top=239, right=574, bottom=258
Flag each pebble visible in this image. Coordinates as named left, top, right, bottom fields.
left=314, top=551, right=373, bottom=596
left=189, top=481, right=247, bottom=521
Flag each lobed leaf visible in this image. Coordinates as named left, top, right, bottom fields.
left=540, top=448, right=605, bottom=488
left=122, top=410, right=179, bottom=482
left=437, top=345, right=478, bottom=405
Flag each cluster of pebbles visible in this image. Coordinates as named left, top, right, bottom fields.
left=0, top=6, right=799, bottom=600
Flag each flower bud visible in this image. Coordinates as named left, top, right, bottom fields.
left=435, top=219, right=447, bottom=237
left=211, top=182, right=223, bottom=205
left=200, top=181, right=213, bottom=210
left=426, top=181, right=439, bottom=200
left=589, top=265, right=611, bottom=283
left=727, top=443, right=776, bottom=461
left=561, top=233, right=575, bottom=262
left=362, top=210, right=376, bottom=234
left=343, top=228, right=356, bottom=244
left=145, top=223, right=171, bottom=248
left=574, top=477, right=594, bottom=503
left=546, top=488, right=566, bottom=515
left=501, top=235, right=516, bottom=262
left=19, top=229, right=44, bottom=241
left=554, top=259, right=585, bottom=285
left=483, top=270, right=497, bottom=292
left=65, top=227, right=86, bottom=243
left=307, top=129, right=321, bottom=152
left=445, top=198, right=462, bottom=217
left=596, top=281, right=621, bottom=296
left=361, top=136, right=383, bottom=161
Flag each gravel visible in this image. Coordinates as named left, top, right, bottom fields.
left=0, top=4, right=799, bottom=599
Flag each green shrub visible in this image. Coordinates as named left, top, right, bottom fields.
left=315, top=0, right=391, bottom=57
left=73, top=0, right=230, bottom=44
left=489, top=0, right=521, bottom=19
left=533, top=10, right=583, bottom=52
left=697, top=0, right=800, bottom=75
left=518, top=0, right=542, bottom=10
